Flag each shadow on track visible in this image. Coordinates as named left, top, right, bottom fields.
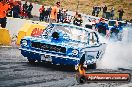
left=27, top=62, right=77, bottom=72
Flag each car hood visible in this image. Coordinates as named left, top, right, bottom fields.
left=64, top=41, right=87, bottom=49
left=24, top=36, right=87, bottom=49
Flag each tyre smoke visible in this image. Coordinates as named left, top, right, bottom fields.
left=97, top=25, right=132, bottom=70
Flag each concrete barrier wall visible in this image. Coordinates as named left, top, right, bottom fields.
left=0, top=28, right=11, bottom=46
left=0, top=17, right=48, bottom=46
left=16, top=22, right=48, bottom=45
left=6, top=17, right=32, bottom=37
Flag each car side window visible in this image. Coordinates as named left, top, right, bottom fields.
left=88, top=32, right=98, bottom=45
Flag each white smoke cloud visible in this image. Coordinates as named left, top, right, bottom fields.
left=97, top=26, right=132, bottom=70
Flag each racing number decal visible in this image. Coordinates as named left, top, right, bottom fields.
left=31, top=28, right=43, bottom=36
left=96, top=51, right=102, bottom=59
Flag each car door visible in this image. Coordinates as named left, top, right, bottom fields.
left=82, top=32, right=107, bottom=64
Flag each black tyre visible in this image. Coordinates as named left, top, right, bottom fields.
left=87, top=63, right=96, bottom=69
left=79, top=54, right=97, bottom=69
left=28, top=59, right=36, bottom=63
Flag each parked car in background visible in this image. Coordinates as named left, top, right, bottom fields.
left=20, top=23, right=107, bottom=69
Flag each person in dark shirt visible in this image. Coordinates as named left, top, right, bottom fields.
left=110, top=7, right=114, bottom=20
left=73, top=14, right=83, bottom=26
left=118, top=8, right=124, bottom=21
left=39, top=5, right=45, bottom=21
left=47, top=7, right=52, bottom=21
left=96, top=18, right=109, bottom=36
left=92, top=6, right=95, bottom=16
left=23, top=1, right=28, bottom=18
left=110, top=21, right=123, bottom=36
left=12, top=2, right=20, bottom=18
left=62, top=10, right=68, bottom=23
left=102, top=5, right=107, bottom=18
left=44, top=9, right=49, bottom=22
left=27, top=3, right=33, bottom=19
left=96, top=6, right=101, bottom=17
left=57, top=9, right=62, bottom=23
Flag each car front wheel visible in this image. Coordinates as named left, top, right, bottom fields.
left=28, top=59, right=36, bottom=63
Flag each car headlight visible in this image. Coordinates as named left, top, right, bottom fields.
left=72, top=49, right=78, bottom=55
left=21, top=40, right=28, bottom=46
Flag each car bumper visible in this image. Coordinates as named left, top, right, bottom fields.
left=20, top=48, right=80, bottom=66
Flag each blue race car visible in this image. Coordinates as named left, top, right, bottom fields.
left=19, top=23, right=107, bottom=69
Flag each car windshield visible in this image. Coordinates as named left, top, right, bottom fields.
left=42, top=24, right=88, bottom=43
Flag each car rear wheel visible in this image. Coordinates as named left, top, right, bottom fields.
left=87, top=63, right=96, bottom=69
left=79, top=54, right=97, bottom=69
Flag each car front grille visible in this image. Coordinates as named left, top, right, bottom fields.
left=31, top=42, right=66, bottom=54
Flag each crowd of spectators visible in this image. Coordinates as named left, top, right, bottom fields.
left=39, top=2, right=83, bottom=26
left=39, top=2, right=72, bottom=24
left=92, top=5, right=125, bottom=21
left=0, top=0, right=131, bottom=29
left=39, top=1, right=83, bottom=26
left=6, top=1, right=33, bottom=19
left=0, top=0, right=34, bottom=28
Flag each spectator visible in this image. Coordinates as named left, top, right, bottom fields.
left=110, top=7, right=114, bottom=20
left=95, top=18, right=109, bottom=36
left=39, top=5, right=45, bottom=21
left=92, top=6, right=95, bottom=16
left=57, top=9, right=62, bottom=23
left=44, top=9, right=49, bottom=22
left=96, top=6, right=101, bottom=17
left=22, top=1, right=28, bottom=18
left=110, top=20, right=123, bottom=36
left=73, top=11, right=78, bottom=19
left=118, top=7, right=124, bottom=21
left=6, top=1, right=14, bottom=17
left=12, top=1, right=20, bottom=18
left=50, top=1, right=60, bottom=23
left=27, top=3, right=33, bottom=19
left=17, top=1, right=23, bottom=18
left=60, top=8, right=64, bottom=22
left=47, top=6, right=52, bottom=21
left=102, top=5, right=107, bottom=18
left=62, top=9, right=68, bottom=23
left=94, top=5, right=98, bottom=16
left=63, top=16, right=71, bottom=24
left=0, top=0, right=11, bottom=28
left=73, top=14, right=83, bottom=26
left=72, top=11, right=78, bottom=23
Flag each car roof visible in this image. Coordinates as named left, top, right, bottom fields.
left=50, top=23, right=96, bottom=33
